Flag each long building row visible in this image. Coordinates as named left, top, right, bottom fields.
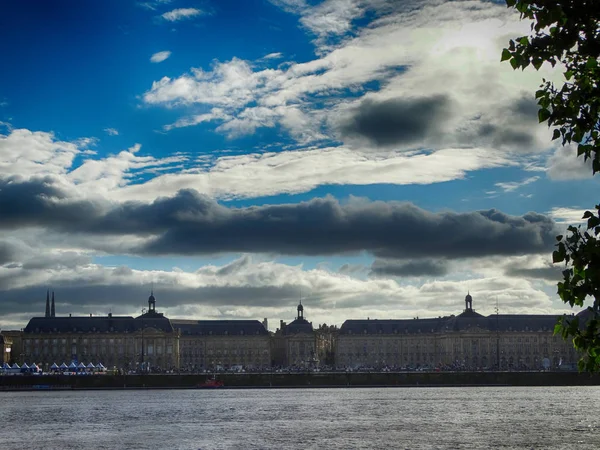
left=0, top=292, right=580, bottom=371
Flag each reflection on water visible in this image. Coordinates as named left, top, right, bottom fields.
left=1, top=386, right=599, bottom=449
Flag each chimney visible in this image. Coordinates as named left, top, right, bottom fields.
left=90, top=313, right=92, bottom=317
left=262, top=318, right=268, bottom=330
left=69, top=314, right=72, bottom=318
left=108, top=312, right=112, bottom=318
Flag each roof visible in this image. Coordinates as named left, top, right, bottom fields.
left=24, top=314, right=175, bottom=334
left=282, top=317, right=313, bottom=335
left=339, top=313, right=562, bottom=335
left=172, top=319, right=269, bottom=336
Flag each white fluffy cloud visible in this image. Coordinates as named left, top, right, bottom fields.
left=150, top=50, right=171, bottom=63
left=144, top=0, right=561, bottom=164
left=0, top=127, right=515, bottom=202
left=161, top=8, right=202, bottom=21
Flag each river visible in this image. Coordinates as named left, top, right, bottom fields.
left=1, top=386, right=598, bottom=449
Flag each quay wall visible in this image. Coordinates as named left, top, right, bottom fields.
left=1, top=371, right=600, bottom=390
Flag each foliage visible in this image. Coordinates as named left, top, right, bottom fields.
left=502, top=0, right=600, bottom=371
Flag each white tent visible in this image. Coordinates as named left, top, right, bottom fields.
left=68, top=362, right=77, bottom=370
left=20, top=362, right=29, bottom=369
left=2, top=362, right=11, bottom=369
left=59, top=362, right=69, bottom=370
left=96, top=362, right=106, bottom=371
left=50, top=362, right=60, bottom=370
left=11, top=363, right=20, bottom=369
left=86, top=362, right=95, bottom=369
left=77, top=362, right=86, bottom=370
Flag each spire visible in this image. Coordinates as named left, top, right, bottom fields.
left=148, top=290, right=156, bottom=312
left=45, top=290, right=50, bottom=317
left=465, top=292, right=473, bottom=312
left=51, top=291, right=55, bottom=317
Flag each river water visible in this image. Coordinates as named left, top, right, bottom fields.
left=1, top=387, right=598, bottom=449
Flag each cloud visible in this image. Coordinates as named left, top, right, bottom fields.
left=370, top=259, right=448, bottom=277
left=261, top=52, right=283, bottom=60
left=150, top=51, right=172, bottom=63
left=0, top=254, right=568, bottom=329
left=338, top=263, right=367, bottom=276
left=495, top=176, right=540, bottom=193
left=0, top=240, right=18, bottom=265
left=547, top=207, right=587, bottom=224
left=0, top=128, right=86, bottom=177
left=161, top=8, right=203, bottom=21
left=143, top=0, right=560, bottom=157
left=505, top=265, right=562, bottom=282
left=103, top=127, right=119, bottom=136
left=546, top=144, right=593, bottom=180
left=0, top=127, right=514, bottom=204
left=0, top=176, right=558, bottom=259
left=138, top=0, right=173, bottom=11
left=339, top=95, right=451, bottom=147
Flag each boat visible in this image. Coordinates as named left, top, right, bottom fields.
left=197, top=378, right=224, bottom=388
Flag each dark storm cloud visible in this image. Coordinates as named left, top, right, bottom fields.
left=505, top=266, right=563, bottom=282
left=370, top=259, right=448, bottom=277
left=0, top=177, right=558, bottom=259
left=510, top=95, right=539, bottom=120
left=0, top=176, right=106, bottom=229
left=0, top=241, right=17, bottom=265
left=0, top=283, right=309, bottom=316
left=339, top=95, right=450, bottom=146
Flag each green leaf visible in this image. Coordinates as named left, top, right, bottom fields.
left=552, top=250, right=564, bottom=263
left=510, top=57, right=519, bottom=70
left=501, top=48, right=512, bottom=62
left=586, top=58, right=598, bottom=69
left=565, top=70, right=573, bottom=81
left=552, top=129, right=561, bottom=140
left=538, top=108, right=551, bottom=123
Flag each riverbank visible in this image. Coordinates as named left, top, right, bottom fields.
left=1, top=371, right=599, bottom=390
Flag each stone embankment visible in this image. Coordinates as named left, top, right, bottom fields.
left=1, top=371, right=599, bottom=390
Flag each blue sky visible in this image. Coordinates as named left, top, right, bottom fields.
left=0, top=0, right=597, bottom=329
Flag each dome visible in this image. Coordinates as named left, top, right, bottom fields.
left=465, top=293, right=472, bottom=301
left=297, top=302, right=304, bottom=312
left=149, top=292, right=156, bottom=303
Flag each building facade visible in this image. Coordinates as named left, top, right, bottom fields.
left=174, top=319, right=271, bottom=371
left=4, top=291, right=582, bottom=371
left=18, top=292, right=180, bottom=371
left=276, top=301, right=318, bottom=367
left=335, top=294, right=578, bottom=370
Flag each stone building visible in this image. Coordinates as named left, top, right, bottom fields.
left=173, top=319, right=270, bottom=371
left=18, top=292, right=179, bottom=371
left=0, top=332, right=12, bottom=365
left=335, top=293, right=578, bottom=370
left=278, top=301, right=317, bottom=367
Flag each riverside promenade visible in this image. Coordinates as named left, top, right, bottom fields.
left=1, top=371, right=600, bottom=390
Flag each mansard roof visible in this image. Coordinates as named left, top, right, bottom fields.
left=283, top=317, right=313, bottom=335
left=23, top=314, right=175, bottom=334
left=171, top=319, right=269, bottom=336
left=339, top=318, right=446, bottom=335
left=339, top=313, right=563, bottom=335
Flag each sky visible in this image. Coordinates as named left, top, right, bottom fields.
left=0, top=0, right=597, bottom=330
